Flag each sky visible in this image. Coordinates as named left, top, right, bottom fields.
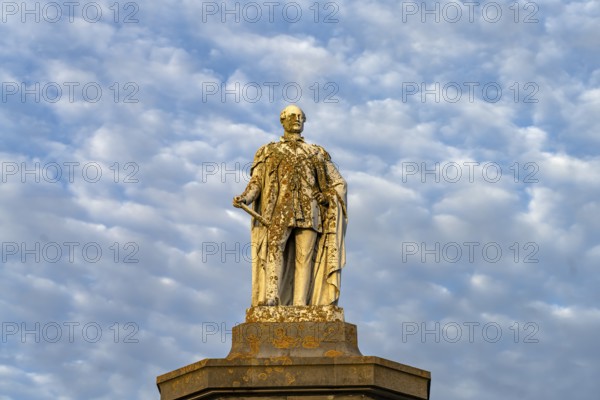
left=0, top=0, right=599, bottom=398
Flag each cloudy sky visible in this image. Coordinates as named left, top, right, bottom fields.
left=0, top=0, right=599, bottom=398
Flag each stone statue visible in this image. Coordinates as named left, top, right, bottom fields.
left=233, top=105, right=347, bottom=307
left=158, top=107, right=432, bottom=399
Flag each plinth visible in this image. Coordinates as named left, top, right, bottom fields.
left=157, top=306, right=430, bottom=399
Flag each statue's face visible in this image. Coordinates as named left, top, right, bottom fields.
left=281, top=106, right=305, bottom=134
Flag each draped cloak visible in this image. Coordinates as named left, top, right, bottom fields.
left=243, top=138, right=347, bottom=306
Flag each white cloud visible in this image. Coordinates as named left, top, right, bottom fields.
left=1, top=0, right=599, bottom=399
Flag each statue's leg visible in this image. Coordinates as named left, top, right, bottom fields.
left=293, top=228, right=318, bottom=305
left=265, top=226, right=292, bottom=306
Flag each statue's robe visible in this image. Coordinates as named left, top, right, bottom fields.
left=242, top=136, right=347, bottom=306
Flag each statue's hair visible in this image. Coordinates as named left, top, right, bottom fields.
left=280, top=105, right=306, bottom=123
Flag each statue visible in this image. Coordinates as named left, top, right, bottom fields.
left=233, top=105, right=347, bottom=307
left=157, top=108, right=432, bottom=400
left=158, top=106, right=432, bottom=400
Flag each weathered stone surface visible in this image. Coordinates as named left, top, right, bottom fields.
left=233, top=105, right=347, bottom=307
left=156, top=355, right=431, bottom=400
left=228, top=320, right=360, bottom=359
left=246, top=305, right=345, bottom=323
left=157, top=320, right=430, bottom=400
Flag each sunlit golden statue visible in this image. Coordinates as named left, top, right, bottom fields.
left=233, top=105, right=347, bottom=307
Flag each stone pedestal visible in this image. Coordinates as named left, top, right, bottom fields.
left=157, top=307, right=431, bottom=400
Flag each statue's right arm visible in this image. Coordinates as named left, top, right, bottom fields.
left=234, top=145, right=269, bottom=206
left=239, top=162, right=263, bottom=204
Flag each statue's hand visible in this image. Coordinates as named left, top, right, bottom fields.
left=315, top=192, right=329, bottom=206
left=233, top=195, right=246, bottom=208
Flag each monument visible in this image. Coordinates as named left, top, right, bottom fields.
left=233, top=104, right=347, bottom=308
left=156, top=106, right=431, bottom=399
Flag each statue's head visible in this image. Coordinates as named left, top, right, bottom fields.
left=280, top=105, right=306, bottom=134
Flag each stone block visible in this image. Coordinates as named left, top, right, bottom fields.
left=157, top=320, right=430, bottom=400
left=157, top=355, right=430, bottom=400
left=228, top=321, right=360, bottom=358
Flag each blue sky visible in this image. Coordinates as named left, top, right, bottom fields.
left=0, top=0, right=599, bottom=398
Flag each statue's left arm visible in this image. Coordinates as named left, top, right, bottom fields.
left=310, top=145, right=348, bottom=305
left=325, top=159, right=347, bottom=212
left=314, top=145, right=347, bottom=216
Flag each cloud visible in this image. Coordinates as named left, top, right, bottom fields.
left=0, top=0, right=599, bottom=399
